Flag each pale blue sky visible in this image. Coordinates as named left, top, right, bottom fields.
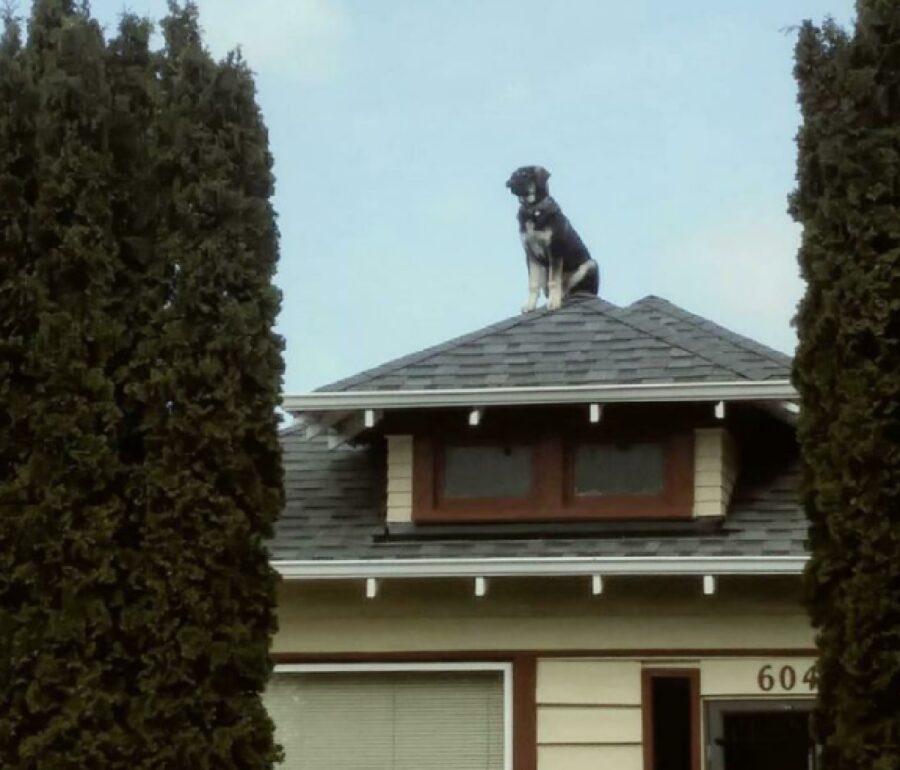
left=82, top=0, right=856, bottom=391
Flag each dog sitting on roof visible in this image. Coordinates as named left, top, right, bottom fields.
left=507, top=166, right=599, bottom=313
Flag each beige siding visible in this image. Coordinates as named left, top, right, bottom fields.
left=386, top=435, right=413, bottom=523
left=275, top=613, right=812, bottom=653
left=693, top=428, right=738, bottom=518
left=537, top=659, right=642, bottom=770
left=701, top=657, right=818, bottom=697
left=537, top=706, right=642, bottom=743
left=537, top=660, right=641, bottom=705
left=538, top=745, right=643, bottom=770
left=275, top=578, right=813, bottom=654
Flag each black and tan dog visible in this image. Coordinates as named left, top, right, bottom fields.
left=506, top=166, right=598, bottom=312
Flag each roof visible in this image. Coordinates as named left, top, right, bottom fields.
left=271, top=427, right=806, bottom=563
left=318, top=294, right=792, bottom=392
left=271, top=295, right=803, bottom=568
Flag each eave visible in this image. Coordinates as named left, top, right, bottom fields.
left=284, top=380, right=797, bottom=414
left=286, top=381, right=800, bottom=445
left=272, top=555, right=808, bottom=581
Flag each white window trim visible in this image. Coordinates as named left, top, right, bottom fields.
left=274, top=661, right=514, bottom=770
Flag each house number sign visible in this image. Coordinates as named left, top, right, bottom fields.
left=756, top=663, right=818, bottom=693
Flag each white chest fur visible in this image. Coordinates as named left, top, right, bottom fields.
left=521, top=219, right=553, bottom=255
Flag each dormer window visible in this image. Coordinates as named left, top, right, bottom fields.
left=562, top=434, right=694, bottom=518
left=572, top=442, right=665, bottom=497
left=410, top=429, right=694, bottom=522
left=442, top=444, right=534, bottom=500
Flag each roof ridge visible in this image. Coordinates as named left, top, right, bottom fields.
left=317, top=303, right=557, bottom=392
left=622, top=294, right=791, bottom=379
left=574, top=299, right=757, bottom=380
left=315, top=293, right=789, bottom=393
left=629, top=296, right=792, bottom=371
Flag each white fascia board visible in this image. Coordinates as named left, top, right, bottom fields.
left=286, top=381, right=797, bottom=413
left=272, top=555, right=808, bottom=580
left=283, top=381, right=797, bottom=414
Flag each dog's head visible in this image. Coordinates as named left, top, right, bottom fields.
left=506, top=166, right=551, bottom=205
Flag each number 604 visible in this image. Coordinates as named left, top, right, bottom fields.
left=757, top=664, right=818, bottom=691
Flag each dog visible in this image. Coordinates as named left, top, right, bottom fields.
left=506, top=166, right=598, bottom=312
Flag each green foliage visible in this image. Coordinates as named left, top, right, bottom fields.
left=0, top=9, right=36, bottom=509
left=0, top=2, right=283, bottom=767
left=791, top=3, right=900, bottom=768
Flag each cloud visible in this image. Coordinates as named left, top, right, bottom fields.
left=651, top=213, right=804, bottom=355
left=199, top=0, right=347, bottom=83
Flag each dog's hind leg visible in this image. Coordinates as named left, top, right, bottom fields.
left=564, top=259, right=599, bottom=296
left=522, top=256, right=547, bottom=313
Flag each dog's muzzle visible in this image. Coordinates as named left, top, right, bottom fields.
left=506, top=173, right=531, bottom=197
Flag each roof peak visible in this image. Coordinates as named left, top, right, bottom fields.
left=316, top=294, right=791, bottom=393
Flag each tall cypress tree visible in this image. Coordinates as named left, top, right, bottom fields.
left=0, top=8, right=36, bottom=506
left=105, top=12, right=163, bottom=472
left=0, top=2, right=283, bottom=767
left=0, top=1, right=134, bottom=765
left=791, top=2, right=900, bottom=768
left=0, top=14, right=39, bottom=759
left=121, top=2, right=282, bottom=766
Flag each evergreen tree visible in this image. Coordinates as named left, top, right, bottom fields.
left=0, top=1, right=133, bottom=765
left=0, top=8, right=36, bottom=508
left=120, top=3, right=283, bottom=765
left=0, top=13, right=39, bottom=760
left=0, top=2, right=283, bottom=767
left=791, top=2, right=900, bottom=768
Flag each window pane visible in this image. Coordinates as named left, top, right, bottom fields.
left=706, top=701, right=817, bottom=770
left=574, top=442, right=664, bottom=496
left=443, top=445, right=532, bottom=499
left=264, top=670, right=505, bottom=770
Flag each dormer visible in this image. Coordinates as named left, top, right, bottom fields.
left=287, top=295, right=796, bottom=538
left=381, top=408, right=744, bottom=526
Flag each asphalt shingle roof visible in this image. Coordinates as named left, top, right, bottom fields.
left=271, top=429, right=806, bottom=562
left=318, top=294, right=791, bottom=392
left=274, top=295, right=801, bottom=562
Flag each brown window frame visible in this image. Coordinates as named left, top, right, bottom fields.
left=412, top=431, right=694, bottom=523
left=434, top=439, right=541, bottom=512
left=563, top=433, right=694, bottom=518
left=642, top=668, right=701, bottom=770
left=414, top=435, right=561, bottom=521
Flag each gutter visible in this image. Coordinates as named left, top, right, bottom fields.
left=283, top=380, right=797, bottom=413
left=273, top=555, right=808, bottom=580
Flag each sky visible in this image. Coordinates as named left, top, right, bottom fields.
left=80, top=0, right=858, bottom=392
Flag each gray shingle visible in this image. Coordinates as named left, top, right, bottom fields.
left=273, top=295, right=801, bottom=563
left=317, top=295, right=791, bottom=393
left=269, top=429, right=807, bottom=562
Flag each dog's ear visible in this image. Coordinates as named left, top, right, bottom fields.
left=533, top=166, right=551, bottom=186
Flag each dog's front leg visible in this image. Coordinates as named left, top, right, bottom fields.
left=547, top=252, right=563, bottom=310
left=522, top=255, right=545, bottom=313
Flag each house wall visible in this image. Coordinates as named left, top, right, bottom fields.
left=274, top=576, right=812, bottom=654
left=275, top=577, right=814, bottom=770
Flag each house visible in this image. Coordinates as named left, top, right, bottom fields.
left=266, top=293, right=815, bottom=770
